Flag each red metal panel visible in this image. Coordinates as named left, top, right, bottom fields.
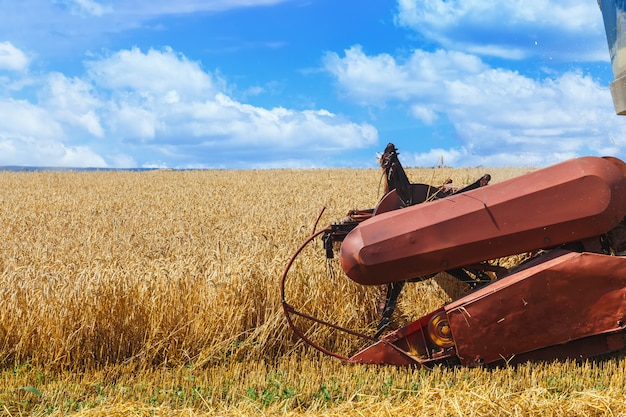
left=446, top=250, right=626, bottom=366
left=340, top=157, right=626, bottom=285
left=347, top=308, right=443, bottom=366
left=348, top=340, right=420, bottom=366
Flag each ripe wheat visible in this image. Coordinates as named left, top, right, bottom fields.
left=1, top=166, right=624, bottom=416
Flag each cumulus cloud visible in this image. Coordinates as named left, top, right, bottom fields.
left=41, top=73, right=104, bottom=137
left=0, top=0, right=295, bottom=67
left=395, top=0, right=608, bottom=62
left=0, top=99, right=63, bottom=139
left=0, top=41, right=29, bottom=71
left=113, top=0, right=291, bottom=16
left=82, top=47, right=378, bottom=163
left=59, top=0, right=113, bottom=17
left=324, top=45, right=626, bottom=166
left=0, top=46, right=378, bottom=168
left=0, top=0, right=619, bottom=168
left=324, top=46, right=487, bottom=105
left=0, top=99, right=108, bottom=167
left=401, top=147, right=580, bottom=168
left=87, top=47, right=216, bottom=99
left=401, top=147, right=466, bottom=167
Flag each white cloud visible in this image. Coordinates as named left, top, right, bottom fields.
left=0, top=46, right=378, bottom=167
left=77, top=111, right=104, bottom=137
left=401, top=147, right=580, bottom=168
left=106, top=102, right=157, bottom=140
left=324, top=46, right=486, bottom=105
left=0, top=98, right=110, bottom=167
left=0, top=41, right=29, bottom=71
left=411, top=105, right=438, bottom=124
left=87, top=47, right=215, bottom=100
left=41, top=73, right=104, bottom=137
left=83, top=47, right=378, bottom=157
left=112, top=0, right=292, bottom=16
left=324, top=45, right=626, bottom=165
left=396, top=0, right=596, bottom=32
left=395, top=0, right=608, bottom=61
left=0, top=135, right=107, bottom=168
left=186, top=93, right=378, bottom=150
left=0, top=0, right=298, bottom=74
left=57, top=145, right=107, bottom=167
left=60, top=0, right=113, bottom=16
left=402, top=147, right=466, bottom=167
left=0, top=99, right=63, bottom=139
left=0, top=0, right=616, bottom=169
left=107, top=153, right=137, bottom=168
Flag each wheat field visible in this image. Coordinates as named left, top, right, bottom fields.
left=0, top=166, right=626, bottom=416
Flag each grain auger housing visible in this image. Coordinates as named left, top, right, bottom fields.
left=281, top=143, right=626, bottom=367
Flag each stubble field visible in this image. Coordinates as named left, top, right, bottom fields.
left=0, top=166, right=625, bottom=416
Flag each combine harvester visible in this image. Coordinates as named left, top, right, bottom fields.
left=280, top=0, right=626, bottom=367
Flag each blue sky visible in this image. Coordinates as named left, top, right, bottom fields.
left=0, top=0, right=623, bottom=169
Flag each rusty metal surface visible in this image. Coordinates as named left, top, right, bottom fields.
left=446, top=250, right=626, bottom=366
left=348, top=340, right=419, bottom=366
left=373, top=184, right=430, bottom=215
left=282, top=0, right=626, bottom=367
left=347, top=308, right=452, bottom=367
left=340, top=156, right=626, bottom=286
left=348, top=250, right=626, bottom=367
left=281, top=146, right=626, bottom=367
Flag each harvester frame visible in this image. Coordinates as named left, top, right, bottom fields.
left=281, top=144, right=626, bottom=367
left=280, top=0, right=626, bottom=368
